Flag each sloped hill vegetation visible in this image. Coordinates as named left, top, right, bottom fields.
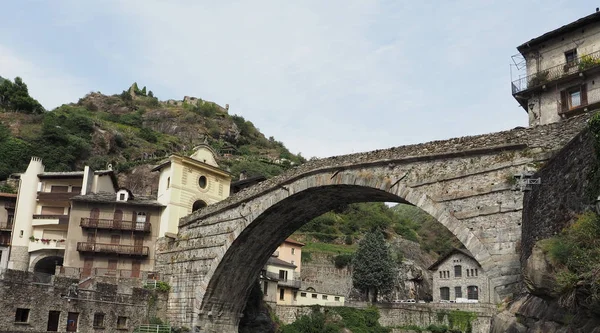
left=0, top=76, right=305, bottom=183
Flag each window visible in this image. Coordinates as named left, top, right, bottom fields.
left=15, top=308, right=29, bottom=323
left=50, top=185, right=68, bottom=193
left=334, top=297, right=340, bottom=301
left=192, top=200, right=207, bottom=212
left=47, top=311, right=60, bottom=331
left=467, top=269, right=470, bottom=277
left=263, top=281, right=268, bottom=296
left=312, top=294, right=318, bottom=299
left=119, top=193, right=125, bottom=201
left=71, top=186, right=82, bottom=193
left=322, top=295, right=328, bottom=300
left=279, top=270, right=288, bottom=281
left=117, top=316, right=128, bottom=330
left=475, top=269, right=478, bottom=277
left=300, top=292, right=307, bottom=297
left=467, top=286, right=479, bottom=300
left=560, top=84, right=588, bottom=113
left=198, top=175, right=208, bottom=189
left=136, top=212, right=146, bottom=223
left=439, top=271, right=442, bottom=278
left=166, top=177, right=170, bottom=189
left=93, top=313, right=105, bottom=328
left=565, top=49, right=578, bottom=64
left=440, top=287, right=450, bottom=301
left=455, top=286, right=462, bottom=299
left=293, top=291, right=297, bottom=300
left=454, top=265, right=462, bottom=278
left=291, top=248, right=295, bottom=255
left=279, top=288, right=285, bottom=301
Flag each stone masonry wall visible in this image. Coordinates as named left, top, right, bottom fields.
left=521, top=128, right=598, bottom=264
left=0, top=269, right=167, bottom=333
left=275, top=303, right=496, bottom=333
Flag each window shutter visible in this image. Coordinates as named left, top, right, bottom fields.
left=560, top=90, right=568, bottom=112
left=581, top=83, right=588, bottom=105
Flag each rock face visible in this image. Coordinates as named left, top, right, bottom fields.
left=522, top=245, right=557, bottom=298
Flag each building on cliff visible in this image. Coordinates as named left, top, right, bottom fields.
left=512, top=8, right=600, bottom=126
left=260, top=238, right=346, bottom=307
left=428, top=248, right=489, bottom=303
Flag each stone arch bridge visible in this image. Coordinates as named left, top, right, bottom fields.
left=156, top=115, right=590, bottom=332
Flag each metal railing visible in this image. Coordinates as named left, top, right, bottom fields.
left=4, top=202, right=15, bottom=209
left=81, top=217, right=151, bottom=232
left=512, top=50, right=600, bottom=94
left=0, top=221, right=12, bottom=230
left=37, top=191, right=79, bottom=201
left=77, top=242, right=149, bottom=256
left=559, top=86, right=600, bottom=115
left=278, top=278, right=302, bottom=288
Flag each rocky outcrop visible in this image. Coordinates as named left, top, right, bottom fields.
left=522, top=245, right=558, bottom=298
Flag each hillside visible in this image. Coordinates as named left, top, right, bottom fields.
left=0, top=77, right=305, bottom=193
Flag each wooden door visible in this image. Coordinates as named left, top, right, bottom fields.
left=131, top=260, right=141, bottom=278
left=66, top=312, right=78, bottom=332
left=108, top=259, right=118, bottom=276
left=82, top=258, right=93, bottom=277
left=90, top=208, right=100, bottom=227
left=113, top=210, right=123, bottom=229
left=134, top=235, right=143, bottom=254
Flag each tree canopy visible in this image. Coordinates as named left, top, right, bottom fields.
left=0, top=76, right=45, bottom=114
left=352, top=230, right=395, bottom=302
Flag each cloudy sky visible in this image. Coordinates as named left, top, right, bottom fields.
left=0, top=1, right=593, bottom=158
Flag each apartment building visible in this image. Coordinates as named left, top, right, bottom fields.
left=0, top=193, right=16, bottom=269
left=260, top=238, right=345, bottom=307
left=62, top=189, right=163, bottom=278
left=7, top=157, right=116, bottom=273
left=511, top=9, right=600, bottom=126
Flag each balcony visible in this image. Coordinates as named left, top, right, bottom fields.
left=0, top=237, right=10, bottom=246
left=32, top=214, right=69, bottom=226
left=80, top=218, right=151, bottom=233
left=37, top=191, right=79, bottom=202
left=77, top=242, right=149, bottom=257
left=278, top=278, right=302, bottom=289
left=4, top=202, right=15, bottom=210
left=559, top=86, right=600, bottom=116
left=0, top=221, right=12, bottom=230
left=512, top=50, right=600, bottom=94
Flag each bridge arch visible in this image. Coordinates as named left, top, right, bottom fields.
left=180, top=170, right=492, bottom=331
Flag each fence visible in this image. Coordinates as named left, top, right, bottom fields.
left=134, top=324, right=172, bottom=333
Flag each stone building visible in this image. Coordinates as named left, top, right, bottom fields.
left=428, top=248, right=489, bottom=303
left=152, top=144, right=231, bottom=236
left=0, top=193, right=16, bottom=269
left=7, top=157, right=117, bottom=273
left=62, top=189, right=164, bottom=279
left=512, top=9, right=600, bottom=126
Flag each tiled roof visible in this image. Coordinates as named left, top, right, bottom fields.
left=37, top=169, right=114, bottom=178
left=284, top=238, right=305, bottom=247
left=427, top=248, right=479, bottom=270
left=517, top=11, right=600, bottom=51
left=266, top=256, right=297, bottom=268
left=71, top=192, right=164, bottom=207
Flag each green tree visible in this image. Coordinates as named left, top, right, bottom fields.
left=352, top=230, right=394, bottom=302
left=0, top=77, right=45, bottom=114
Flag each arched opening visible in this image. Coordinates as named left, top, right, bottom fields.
left=34, top=255, right=63, bottom=275
left=192, top=200, right=207, bottom=212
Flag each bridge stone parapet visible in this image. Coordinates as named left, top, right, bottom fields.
left=156, top=113, right=594, bottom=332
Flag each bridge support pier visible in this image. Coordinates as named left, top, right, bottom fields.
left=196, top=314, right=238, bottom=333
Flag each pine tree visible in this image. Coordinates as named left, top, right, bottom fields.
left=352, top=230, right=394, bottom=302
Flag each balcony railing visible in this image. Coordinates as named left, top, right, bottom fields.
left=37, top=191, right=79, bottom=202
left=278, top=278, right=302, bottom=289
left=0, top=238, right=10, bottom=246
left=32, top=214, right=69, bottom=225
left=80, top=218, right=151, bottom=233
left=0, top=221, right=12, bottom=230
left=512, top=50, right=600, bottom=94
left=559, top=86, right=600, bottom=115
left=4, top=202, right=15, bottom=209
left=76, top=242, right=149, bottom=257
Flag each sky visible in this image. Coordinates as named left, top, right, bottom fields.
left=0, top=1, right=594, bottom=158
